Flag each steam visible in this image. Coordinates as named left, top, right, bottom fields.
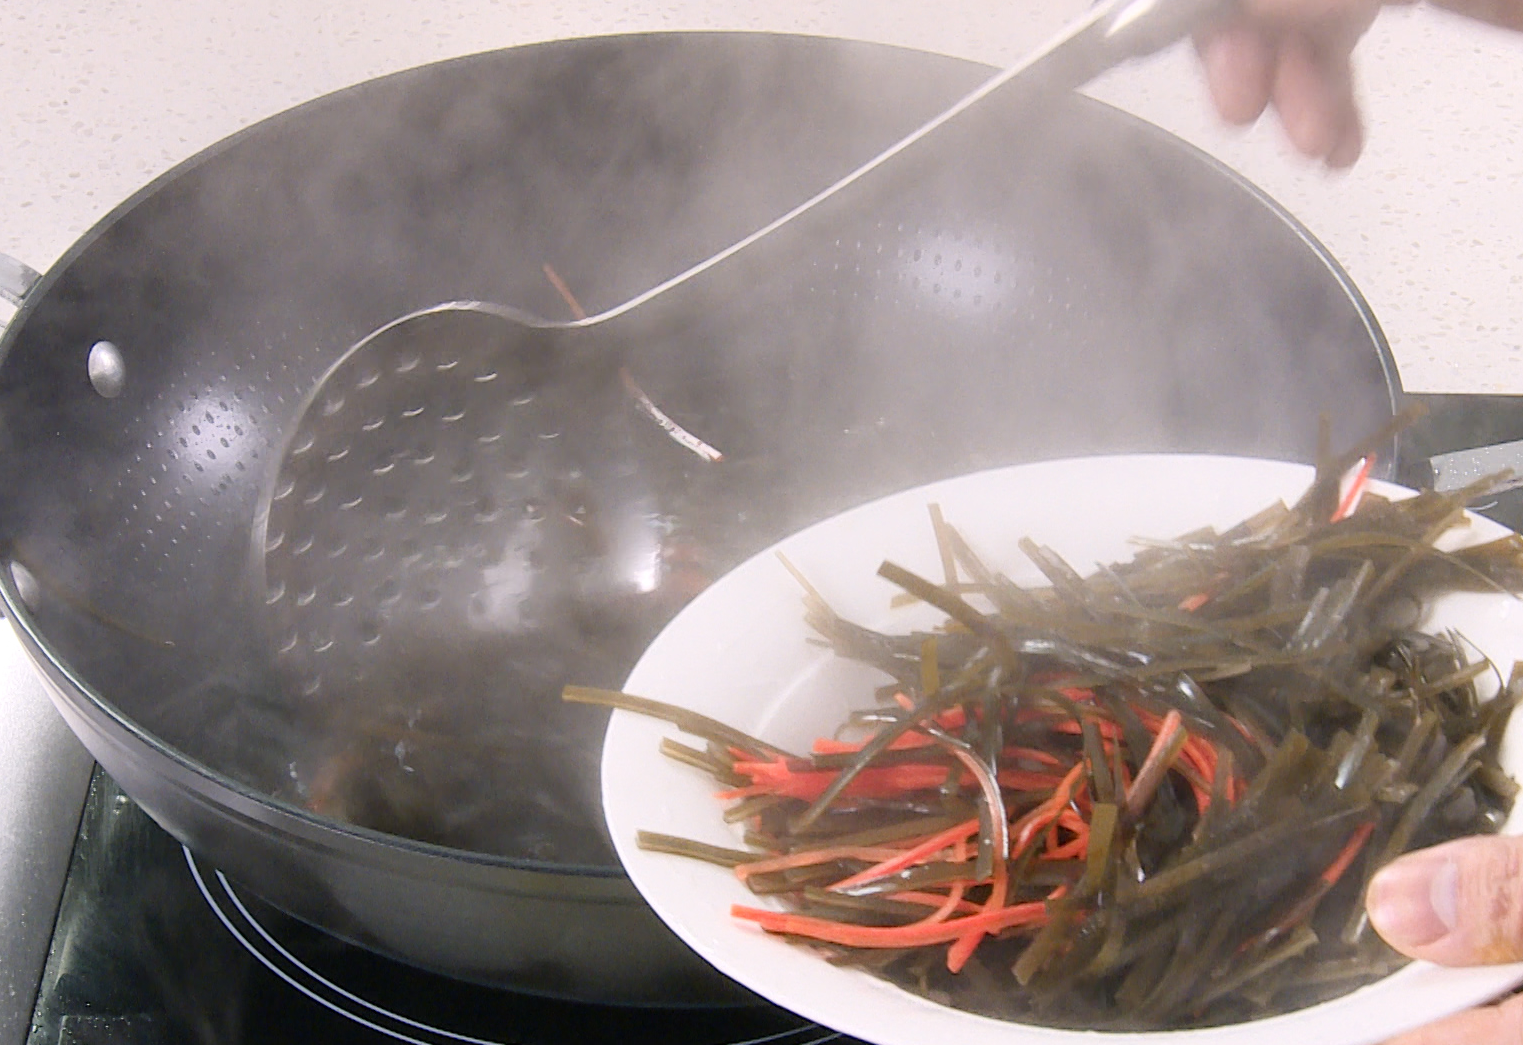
left=0, top=33, right=1395, bottom=877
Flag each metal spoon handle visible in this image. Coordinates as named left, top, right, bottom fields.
left=581, top=0, right=1234, bottom=327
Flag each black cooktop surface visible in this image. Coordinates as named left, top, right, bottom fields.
left=27, top=769, right=848, bottom=1045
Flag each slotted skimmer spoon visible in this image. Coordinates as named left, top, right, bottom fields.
left=258, top=0, right=1232, bottom=714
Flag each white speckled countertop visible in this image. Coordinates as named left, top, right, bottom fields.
left=3, top=0, right=1520, bottom=391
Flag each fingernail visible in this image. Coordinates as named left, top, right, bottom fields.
left=1366, top=853, right=1459, bottom=950
left=1325, top=123, right=1364, bottom=170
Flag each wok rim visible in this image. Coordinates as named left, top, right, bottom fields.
left=0, top=30, right=1400, bottom=882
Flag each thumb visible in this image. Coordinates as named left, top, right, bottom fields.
left=1429, top=0, right=1523, bottom=32
left=1366, top=835, right=1523, bottom=966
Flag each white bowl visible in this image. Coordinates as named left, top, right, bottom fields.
left=603, top=454, right=1523, bottom=1045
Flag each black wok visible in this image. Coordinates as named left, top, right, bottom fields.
left=0, top=31, right=1467, bottom=1003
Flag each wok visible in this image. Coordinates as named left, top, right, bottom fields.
left=0, top=31, right=1465, bottom=1003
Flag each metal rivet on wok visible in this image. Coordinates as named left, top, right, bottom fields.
left=87, top=341, right=127, bottom=398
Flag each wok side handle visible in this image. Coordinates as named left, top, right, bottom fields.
left=0, top=253, right=41, bottom=622
left=0, top=254, right=41, bottom=310
left=1400, top=391, right=1523, bottom=531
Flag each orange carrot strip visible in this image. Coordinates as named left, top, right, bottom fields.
left=1134, top=707, right=1215, bottom=781
left=732, top=900, right=1048, bottom=948
left=1321, top=821, right=1376, bottom=886
left=1052, top=718, right=1125, bottom=740
left=925, top=883, right=969, bottom=923
left=1124, top=710, right=1187, bottom=820
left=915, top=838, right=970, bottom=926
left=727, top=757, right=1069, bottom=803
left=935, top=706, right=969, bottom=730
left=889, top=694, right=967, bottom=729
left=541, top=263, right=588, bottom=319
left=811, top=733, right=934, bottom=755
left=1177, top=570, right=1232, bottom=613
left=1181, top=735, right=1218, bottom=783
left=829, top=818, right=981, bottom=892
left=1003, top=745, right=1067, bottom=768
left=720, top=761, right=953, bottom=801
left=1042, top=809, right=1090, bottom=859
left=1178, top=590, right=1212, bottom=613
left=947, top=843, right=1008, bottom=972
left=1134, top=716, right=1220, bottom=814
left=1041, top=835, right=1089, bottom=861
left=1011, top=762, right=1087, bottom=856
left=1247, top=821, right=1380, bottom=950
left=997, top=768, right=1069, bottom=791
left=1053, top=808, right=1089, bottom=834
left=1333, top=455, right=1375, bottom=522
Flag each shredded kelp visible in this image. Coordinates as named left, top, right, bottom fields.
left=567, top=452, right=1523, bottom=1030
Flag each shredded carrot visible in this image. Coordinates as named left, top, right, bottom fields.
left=829, top=818, right=980, bottom=892
left=541, top=262, right=588, bottom=320
left=1012, top=762, right=1087, bottom=856
left=1177, top=570, right=1232, bottom=612
left=811, top=733, right=934, bottom=755
left=1042, top=834, right=1089, bottom=861
left=1124, top=710, right=1187, bottom=820
left=997, top=768, right=1070, bottom=791
left=721, top=759, right=954, bottom=801
left=1052, top=717, right=1125, bottom=741
left=724, top=758, right=1070, bottom=802
left=1178, top=590, right=1212, bottom=613
left=922, top=884, right=969, bottom=924
left=935, top=706, right=969, bottom=730
left=1321, top=821, right=1376, bottom=886
left=733, top=899, right=1049, bottom=949
left=1003, top=745, right=1067, bottom=768
left=1127, top=709, right=1237, bottom=815
left=915, top=837, right=970, bottom=927
left=1039, top=809, right=1091, bottom=860
left=946, top=842, right=1008, bottom=972
left=1333, top=455, right=1375, bottom=522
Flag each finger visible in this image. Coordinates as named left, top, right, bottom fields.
left=1366, top=835, right=1523, bottom=966
left=1238, top=0, right=1391, bottom=26
left=1269, top=30, right=1364, bottom=164
left=1324, top=110, right=1364, bottom=168
left=1381, top=988, right=1523, bottom=1045
left=1197, top=23, right=1278, bottom=125
left=1431, top=0, right=1523, bottom=31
